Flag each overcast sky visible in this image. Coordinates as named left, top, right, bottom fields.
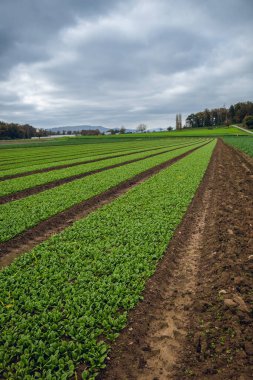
left=0, top=0, right=252, bottom=129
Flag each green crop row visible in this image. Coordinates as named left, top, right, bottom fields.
left=0, top=137, right=197, bottom=165
left=0, top=144, right=161, bottom=176
left=0, top=138, right=202, bottom=177
left=0, top=144, right=141, bottom=169
left=223, top=136, right=253, bottom=158
left=0, top=140, right=216, bottom=379
left=0, top=140, right=205, bottom=197
left=0, top=139, right=170, bottom=170
left=0, top=144, right=168, bottom=176
left=0, top=134, right=173, bottom=150
left=0, top=146, right=169, bottom=196
left=0, top=142, right=208, bottom=243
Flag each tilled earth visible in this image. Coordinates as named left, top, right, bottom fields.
left=100, top=139, right=253, bottom=380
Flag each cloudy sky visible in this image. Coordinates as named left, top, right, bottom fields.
left=0, top=0, right=252, bottom=129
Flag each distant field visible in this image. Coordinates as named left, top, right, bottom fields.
left=0, top=126, right=250, bottom=148
left=162, top=127, right=247, bottom=137
left=148, top=126, right=249, bottom=137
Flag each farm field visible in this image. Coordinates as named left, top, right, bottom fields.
left=135, top=126, right=251, bottom=137
left=0, top=142, right=209, bottom=243
left=0, top=126, right=250, bottom=151
left=0, top=138, right=202, bottom=178
left=0, top=135, right=252, bottom=380
left=0, top=141, right=206, bottom=198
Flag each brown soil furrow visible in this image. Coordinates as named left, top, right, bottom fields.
left=0, top=142, right=201, bottom=204
left=175, top=140, right=253, bottom=379
left=99, top=139, right=253, bottom=380
left=0, top=142, right=209, bottom=269
left=224, top=141, right=253, bottom=170
left=99, top=139, right=218, bottom=380
left=0, top=145, right=171, bottom=181
left=137, top=185, right=213, bottom=380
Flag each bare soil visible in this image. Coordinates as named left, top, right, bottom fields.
left=99, top=140, right=253, bottom=380
left=0, top=143, right=206, bottom=268
left=0, top=141, right=203, bottom=204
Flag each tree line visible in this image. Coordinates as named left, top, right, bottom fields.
left=0, top=121, right=38, bottom=140
left=186, top=101, right=253, bottom=129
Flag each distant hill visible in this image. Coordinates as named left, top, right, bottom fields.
left=47, top=125, right=136, bottom=134
left=47, top=125, right=108, bottom=133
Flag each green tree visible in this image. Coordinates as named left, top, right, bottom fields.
left=243, top=115, right=253, bottom=129
left=119, top=126, right=126, bottom=134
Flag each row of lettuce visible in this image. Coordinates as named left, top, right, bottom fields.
left=0, top=140, right=168, bottom=170
left=0, top=138, right=199, bottom=174
left=0, top=140, right=216, bottom=379
left=0, top=141, right=167, bottom=173
left=0, top=140, right=205, bottom=197
left=0, top=143, right=207, bottom=242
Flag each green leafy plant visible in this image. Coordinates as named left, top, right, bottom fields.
left=0, top=141, right=208, bottom=242
left=0, top=141, right=215, bottom=378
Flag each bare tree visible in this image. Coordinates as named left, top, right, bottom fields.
left=137, top=123, right=147, bottom=132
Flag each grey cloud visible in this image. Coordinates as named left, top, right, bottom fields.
left=0, top=0, right=121, bottom=77
left=0, top=0, right=252, bottom=128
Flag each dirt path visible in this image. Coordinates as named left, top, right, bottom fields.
left=137, top=184, right=212, bottom=380
left=175, top=141, right=253, bottom=380
left=99, top=140, right=253, bottom=380
left=0, top=141, right=203, bottom=204
left=233, top=124, right=253, bottom=135
left=0, top=143, right=208, bottom=268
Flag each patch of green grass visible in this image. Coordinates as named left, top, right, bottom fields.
left=162, top=126, right=249, bottom=137
left=0, top=125, right=248, bottom=149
